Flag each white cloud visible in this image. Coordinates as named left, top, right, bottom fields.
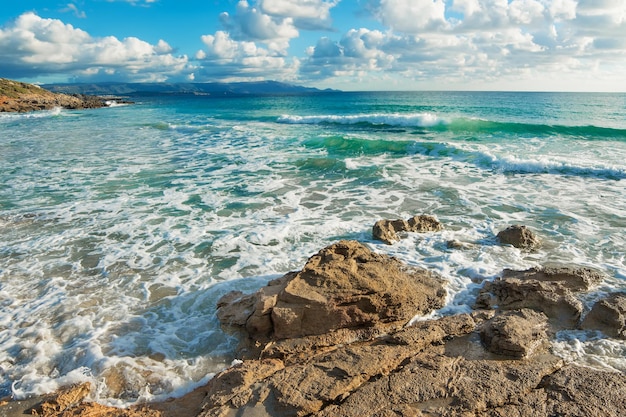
left=194, top=0, right=307, bottom=81
left=195, top=30, right=298, bottom=82
left=259, top=0, right=339, bottom=29
left=0, top=12, right=189, bottom=82
left=372, top=0, right=448, bottom=32
left=219, top=1, right=299, bottom=54
left=299, top=0, right=626, bottom=90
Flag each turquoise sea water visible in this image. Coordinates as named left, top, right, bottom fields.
left=1, top=91, right=625, bottom=404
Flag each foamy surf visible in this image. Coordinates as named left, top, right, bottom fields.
left=1, top=91, right=625, bottom=405
left=277, top=112, right=445, bottom=127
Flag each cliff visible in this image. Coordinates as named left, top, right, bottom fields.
left=0, top=78, right=122, bottom=112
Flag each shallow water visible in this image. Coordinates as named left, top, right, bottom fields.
left=1, top=91, right=625, bottom=404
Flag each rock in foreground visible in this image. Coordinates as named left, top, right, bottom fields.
left=7, top=241, right=626, bottom=417
left=217, top=240, right=447, bottom=341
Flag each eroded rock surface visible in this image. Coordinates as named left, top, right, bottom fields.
left=372, top=215, right=443, bottom=244
left=218, top=240, right=447, bottom=341
left=581, top=292, right=626, bottom=338
left=8, top=241, right=626, bottom=417
left=496, top=225, right=540, bottom=249
left=480, top=309, right=549, bottom=358
left=474, top=265, right=603, bottom=329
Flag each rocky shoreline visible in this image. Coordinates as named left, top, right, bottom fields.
left=2, top=220, right=625, bottom=416
left=0, top=78, right=130, bottom=112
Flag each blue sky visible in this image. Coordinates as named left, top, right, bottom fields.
left=1, top=1, right=625, bottom=91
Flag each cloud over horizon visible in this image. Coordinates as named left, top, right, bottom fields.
left=0, top=12, right=189, bottom=82
left=0, top=1, right=625, bottom=90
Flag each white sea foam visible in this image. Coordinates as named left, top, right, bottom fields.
left=552, top=330, right=626, bottom=373
left=277, top=112, right=445, bottom=127
left=1, top=94, right=625, bottom=406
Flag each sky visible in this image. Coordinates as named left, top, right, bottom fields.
left=0, top=0, right=625, bottom=91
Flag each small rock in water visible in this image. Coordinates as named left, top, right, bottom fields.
left=581, top=292, right=626, bottom=339
left=372, top=214, right=443, bottom=244
left=496, top=224, right=540, bottom=249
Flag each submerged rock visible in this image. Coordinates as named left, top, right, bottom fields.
left=497, top=225, right=540, bottom=249
left=372, top=214, right=443, bottom=244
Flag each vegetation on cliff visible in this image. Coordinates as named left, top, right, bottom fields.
left=0, top=78, right=120, bottom=112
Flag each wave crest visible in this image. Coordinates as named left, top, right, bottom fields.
left=278, top=112, right=444, bottom=128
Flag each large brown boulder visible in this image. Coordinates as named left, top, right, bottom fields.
left=581, top=293, right=626, bottom=338
left=217, top=241, right=447, bottom=341
left=497, top=225, right=540, bottom=249
left=475, top=277, right=583, bottom=329
left=480, top=309, right=550, bottom=358
left=372, top=215, right=443, bottom=244
left=501, top=265, right=605, bottom=291
left=474, top=265, right=605, bottom=329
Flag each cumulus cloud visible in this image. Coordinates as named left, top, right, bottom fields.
left=0, top=12, right=189, bottom=82
left=219, top=1, right=299, bottom=54
left=368, top=0, right=449, bottom=32
left=195, top=30, right=299, bottom=82
left=300, top=0, right=626, bottom=89
left=302, top=29, right=395, bottom=79
left=195, top=0, right=307, bottom=82
left=259, top=0, right=339, bottom=29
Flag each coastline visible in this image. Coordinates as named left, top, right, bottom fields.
left=2, top=228, right=625, bottom=417
left=0, top=78, right=130, bottom=112
left=1, top=89, right=625, bottom=416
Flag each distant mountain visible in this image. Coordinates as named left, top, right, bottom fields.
left=44, top=81, right=338, bottom=96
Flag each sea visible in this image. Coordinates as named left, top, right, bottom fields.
left=1, top=91, right=625, bottom=406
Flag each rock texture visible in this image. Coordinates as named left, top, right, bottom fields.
left=581, top=292, right=626, bottom=338
left=4, top=241, right=625, bottom=417
left=475, top=265, right=605, bottom=329
left=0, top=78, right=127, bottom=112
left=480, top=309, right=549, bottom=358
left=218, top=240, right=447, bottom=341
left=372, top=215, right=443, bottom=244
left=496, top=225, right=540, bottom=249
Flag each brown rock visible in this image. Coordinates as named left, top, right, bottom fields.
left=475, top=277, right=583, bottom=328
left=201, top=314, right=478, bottom=417
left=502, top=265, right=605, bottom=291
left=473, top=264, right=604, bottom=329
left=0, top=78, right=124, bottom=113
left=24, top=381, right=162, bottom=416
left=318, top=350, right=564, bottom=417
left=372, top=215, right=442, bottom=244
left=217, top=240, right=447, bottom=341
left=31, top=382, right=91, bottom=416
left=480, top=309, right=549, bottom=358
left=541, top=365, right=626, bottom=417
left=581, top=292, right=626, bottom=338
left=496, top=225, right=540, bottom=249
